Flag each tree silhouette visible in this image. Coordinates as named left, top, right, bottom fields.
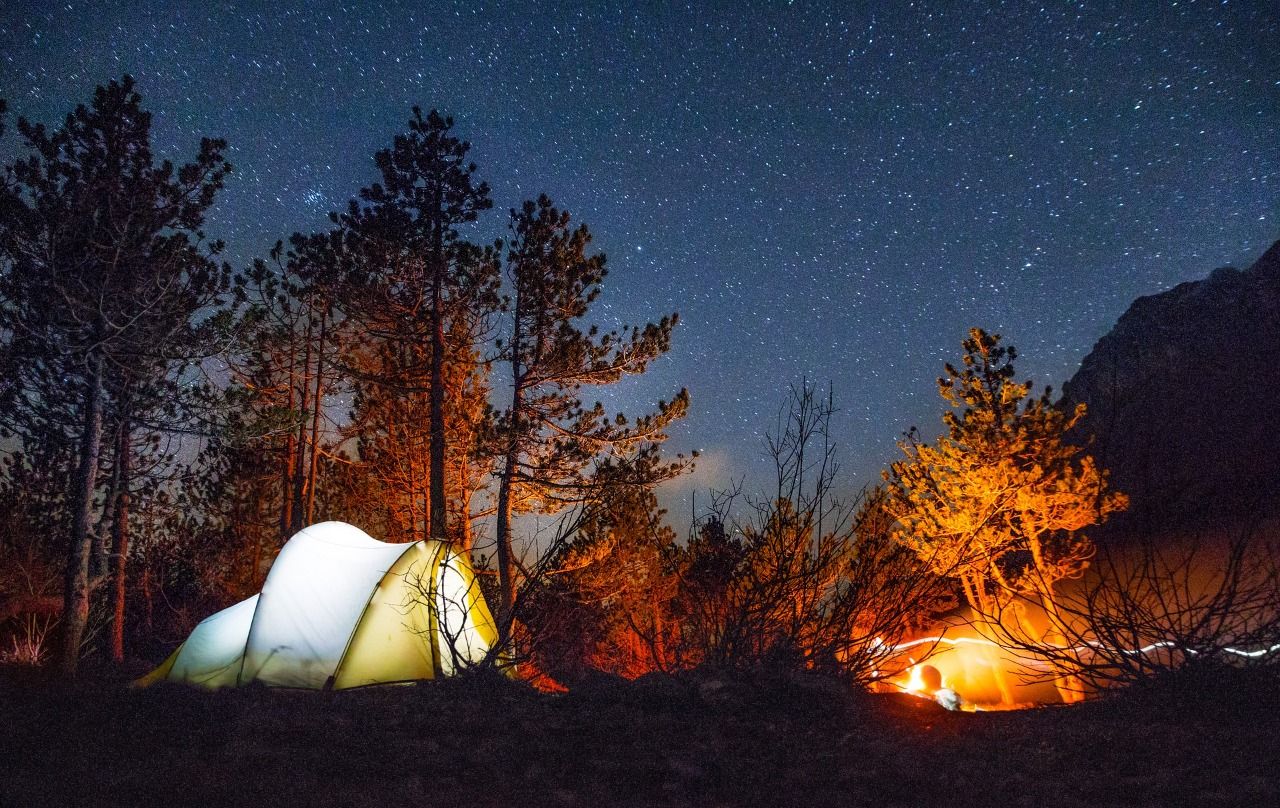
left=340, top=108, right=497, bottom=543
left=494, top=195, right=688, bottom=632
left=0, top=77, right=231, bottom=675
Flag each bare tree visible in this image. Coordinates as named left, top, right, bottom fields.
left=666, top=381, right=953, bottom=686
left=981, top=521, right=1280, bottom=694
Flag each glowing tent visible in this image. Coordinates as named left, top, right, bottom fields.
left=138, top=521, right=498, bottom=689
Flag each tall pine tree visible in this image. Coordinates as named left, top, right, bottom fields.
left=340, top=108, right=499, bottom=543
left=0, top=77, right=231, bottom=674
left=495, top=195, right=689, bottom=630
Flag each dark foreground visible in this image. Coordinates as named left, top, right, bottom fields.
left=2, top=666, right=1277, bottom=808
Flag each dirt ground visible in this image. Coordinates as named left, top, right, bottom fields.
left=1, top=665, right=1276, bottom=808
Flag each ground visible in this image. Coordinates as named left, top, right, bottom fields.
left=1, top=665, right=1276, bottom=807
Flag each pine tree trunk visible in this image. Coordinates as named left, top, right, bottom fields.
left=460, top=506, right=474, bottom=554
left=59, top=353, right=105, bottom=677
left=1034, top=575, right=1085, bottom=704
left=960, top=573, right=983, bottom=615
left=290, top=315, right=314, bottom=534
left=305, top=313, right=327, bottom=524
left=91, top=445, right=121, bottom=583
left=110, top=414, right=131, bottom=662
left=429, top=222, right=448, bottom=541
left=281, top=344, right=297, bottom=541
left=402, top=414, right=418, bottom=542
left=141, top=565, right=154, bottom=633
left=495, top=451, right=517, bottom=630
left=495, top=293, right=525, bottom=637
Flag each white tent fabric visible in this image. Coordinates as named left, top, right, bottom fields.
left=165, top=594, right=260, bottom=688
left=244, top=522, right=416, bottom=687
left=139, top=521, right=498, bottom=689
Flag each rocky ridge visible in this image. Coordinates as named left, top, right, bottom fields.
left=1061, top=240, right=1280, bottom=537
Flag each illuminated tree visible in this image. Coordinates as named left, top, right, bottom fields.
left=348, top=316, right=495, bottom=549
left=523, top=453, right=679, bottom=681
left=885, top=328, right=1126, bottom=642
left=494, top=195, right=688, bottom=630
left=340, top=108, right=498, bottom=543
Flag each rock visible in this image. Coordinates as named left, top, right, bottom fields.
left=1061, top=240, right=1280, bottom=538
left=934, top=688, right=963, bottom=711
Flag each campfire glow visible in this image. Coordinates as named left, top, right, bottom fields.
left=883, top=630, right=1063, bottom=710
left=884, top=630, right=1280, bottom=710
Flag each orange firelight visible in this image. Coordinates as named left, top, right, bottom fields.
left=888, top=629, right=1064, bottom=709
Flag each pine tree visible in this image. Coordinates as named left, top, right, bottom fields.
left=884, top=328, right=1127, bottom=697
left=527, top=454, right=679, bottom=680
left=340, top=108, right=498, bottom=543
left=494, top=195, right=689, bottom=632
left=347, top=304, right=495, bottom=547
left=0, top=77, right=231, bottom=674
left=256, top=232, right=352, bottom=536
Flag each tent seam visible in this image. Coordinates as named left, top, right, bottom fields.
left=329, top=540, right=428, bottom=689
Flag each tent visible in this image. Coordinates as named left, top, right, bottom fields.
left=138, top=521, right=498, bottom=689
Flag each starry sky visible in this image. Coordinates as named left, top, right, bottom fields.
left=2, top=1, right=1277, bottom=505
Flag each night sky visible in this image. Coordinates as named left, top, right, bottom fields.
left=3, top=1, right=1277, bottom=505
